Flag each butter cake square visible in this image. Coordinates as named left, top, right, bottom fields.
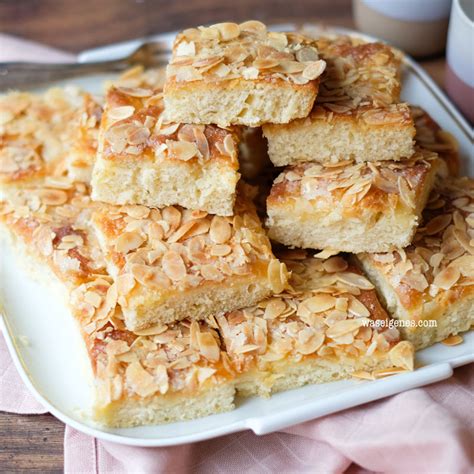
left=217, top=251, right=414, bottom=396
left=91, top=85, right=241, bottom=216
left=163, top=21, right=325, bottom=126
left=263, top=36, right=415, bottom=165
left=91, top=186, right=288, bottom=331
left=266, top=149, right=443, bottom=253
left=358, top=177, right=474, bottom=349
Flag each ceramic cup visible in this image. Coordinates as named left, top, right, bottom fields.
left=353, top=0, right=452, bottom=57
left=446, top=0, right=474, bottom=123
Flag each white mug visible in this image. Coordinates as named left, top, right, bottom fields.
left=446, top=0, right=474, bottom=123
left=353, top=0, right=452, bottom=57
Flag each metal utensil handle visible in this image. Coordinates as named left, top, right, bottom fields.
left=0, top=55, right=167, bottom=90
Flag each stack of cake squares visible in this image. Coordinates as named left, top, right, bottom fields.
left=261, top=34, right=473, bottom=350
left=0, top=21, right=471, bottom=429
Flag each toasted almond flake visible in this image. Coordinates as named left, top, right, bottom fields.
left=337, top=272, right=374, bottom=290
left=441, top=334, right=464, bottom=346
left=398, top=176, right=415, bottom=209
left=162, top=206, right=181, bottom=231
left=323, top=256, right=348, bottom=273
left=425, top=214, right=452, bottom=235
left=200, top=264, right=223, bottom=281
left=268, top=259, right=287, bottom=294
left=210, top=244, right=232, bottom=256
left=167, top=140, right=198, bottom=161
left=352, top=370, right=374, bottom=380
left=454, top=228, right=474, bottom=255
left=125, top=361, right=156, bottom=397
left=38, top=189, right=68, bottom=206
left=197, top=332, right=220, bottom=361
left=223, top=134, right=236, bottom=157
left=115, top=231, right=145, bottom=253
left=116, top=273, right=136, bottom=295
left=264, top=298, right=287, bottom=319
left=108, top=105, right=135, bottom=121
left=302, top=60, right=326, bottom=80
left=214, top=22, right=241, bottom=41
left=297, top=331, right=325, bottom=355
left=388, top=341, right=414, bottom=371
left=326, top=319, right=368, bottom=338
left=162, top=250, right=187, bottom=281
left=84, top=290, right=102, bottom=308
left=348, top=298, right=370, bottom=317
left=314, top=248, right=339, bottom=259
left=433, top=266, right=460, bottom=290
left=133, top=324, right=168, bottom=336
left=305, top=294, right=336, bottom=313
left=253, top=58, right=279, bottom=69
left=373, top=367, right=409, bottom=378
left=209, top=216, right=232, bottom=244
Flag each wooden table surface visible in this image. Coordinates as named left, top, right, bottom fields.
left=0, top=0, right=447, bottom=471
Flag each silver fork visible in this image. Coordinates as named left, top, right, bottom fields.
left=0, top=41, right=171, bottom=90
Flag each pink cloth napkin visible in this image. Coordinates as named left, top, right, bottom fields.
left=1, top=34, right=474, bottom=474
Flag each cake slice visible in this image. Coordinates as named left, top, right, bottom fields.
left=91, top=84, right=240, bottom=216
left=163, top=21, right=325, bottom=126
left=358, top=177, right=474, bottom=349
left=0, top=88, right=98, bottom=190
left=217, top=250, right=415, bottom=396
left=263, top=36, right=415, bottom=165
left=266, top=149, right=443, bottom=253
left=91, top=185, right=288, bottom=331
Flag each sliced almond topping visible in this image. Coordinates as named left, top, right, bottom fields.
left=425, top=214, right=452, bottom=235
left=352, top=370, right=374, bottom=381
left=115, top=231, right=145, bottom=253
left=373, top=367, right=409, bottom=378
left=209, top=216, right=232, bottom=244
left=398, top=176, right=415, bottom=209
left=223, top=134, right=236, bottom=157
left=155, top=365, right=169, bottom=394
left=197, top=332, right=220, bottom=361
left=302, top=60, right=326, bottom=80
left=162, top=250, right=187, bottom=281
left=323, top=256, right=348, bottom=273
left=38, top=189, right=68, bottom=206
left=326, top=319, right=368, bottom=339
left=214, top=22, right=241, bottom=41
left=388, top=341, right=414, bottom=371
left=108, top=105, right=135, bottom=121
left=210, top=244, right=232, bottom=256
left=264, top=298, right=287, bottom=319
left=167, top=140, right=198, bottom=161
left=348, top=298, right=370, bottom=317
left=305, top=294, right=336, bottom=313
left=441, top=334, right=464, bottom=346
left=133, top=324, right=168, bottom=336
left=125, top=361, right=156, bottom=397
left=116, top=273, right=136, bottom=295
left=297, top=331, right=325, bottom=355
left=337, top=272, right=374, bottom=290
left=433, top=266, right=460, bottom=290
left=267, top=259, right=287, bottom=294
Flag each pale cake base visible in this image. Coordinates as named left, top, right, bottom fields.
left=263, top=105, right=415, bottom=166
left=163, top=78, right=318, bottom=127
left=122, top=272, right=275, bottom=331
left=95, top=384, right=235, bottom=428
left=235, top=351, right=411, bottom=398
left=91, top=156, right=239, bottom=217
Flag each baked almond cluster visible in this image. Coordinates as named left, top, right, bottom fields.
left=0, top=20, right=471, bottom=429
